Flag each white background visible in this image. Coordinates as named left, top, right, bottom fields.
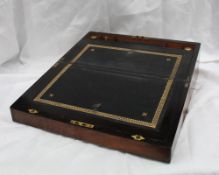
left=0, top=0, right=219, bottom=174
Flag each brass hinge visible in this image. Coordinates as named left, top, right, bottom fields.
left=70, top=120, right=94, bottom=129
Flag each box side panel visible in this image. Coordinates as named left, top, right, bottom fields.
left=11, top=108, right=171, bottom=163
left=171, top=59, right=199, bottom=153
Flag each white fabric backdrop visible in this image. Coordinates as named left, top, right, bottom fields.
left=1, top=0, right=219, bottom=66
left=1, top=0, right=219, bottom=174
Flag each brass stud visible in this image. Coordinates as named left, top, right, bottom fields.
left=90, top=35, right=97, bottom=39
left=28, top=108, right=39, bottom=114
left=49, top=93, right=54, bottom=97
left=131, top=134, right=145, bottom=141
left=166, top=58, right=171, bottom=62
left=142, top=112, right=148, bottom=117
left=90, top=48, right=95, bottom=52
left=184, top=47, right=192, bottom=51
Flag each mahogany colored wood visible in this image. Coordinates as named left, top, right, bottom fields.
left=11, top=108, right=170, bottom=162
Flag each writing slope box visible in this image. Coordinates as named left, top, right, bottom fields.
left=10, top=32, right=200, bottom=163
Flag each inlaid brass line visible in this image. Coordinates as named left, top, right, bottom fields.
left=151, top=79, right=173, bottom=127
left=88, top=44, right=181, bottom=58
left=34, top=44, right=182, bottom=128
left=70, top=45, right=91, bottom=64
left=34, top=45, right=91, bottom=101
left=169, top=55, right=182, bottom=80
left=35, top=98, right=159, bottom=127
left=34, top=64, right=72, bottom=101
left=151, top=56, right=181, bottom=127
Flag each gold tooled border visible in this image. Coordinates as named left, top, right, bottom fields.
left=34, top=44, right=182, bottom=128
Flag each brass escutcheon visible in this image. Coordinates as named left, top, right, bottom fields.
left=28, top=108, right=39, bottom=114
left=131, top=134, right=145, bottom=141
left=70, top=120, right=94, bottom=129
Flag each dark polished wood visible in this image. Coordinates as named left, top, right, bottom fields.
left=10, top=31, right=200, bottom=163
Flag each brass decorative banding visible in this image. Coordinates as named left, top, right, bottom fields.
left=34, top=44, right=182, bottom=129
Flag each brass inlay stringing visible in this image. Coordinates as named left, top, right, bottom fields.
left=34, top=44, right=182, bottom=129
left=70, top=120, right=94, bottom=129
left=28, top=108, right=39, bottom=114
left=131, top=135, right=145, bottom=141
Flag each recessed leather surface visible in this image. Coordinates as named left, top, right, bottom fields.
left=34, top=43, right=182, bottom=129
